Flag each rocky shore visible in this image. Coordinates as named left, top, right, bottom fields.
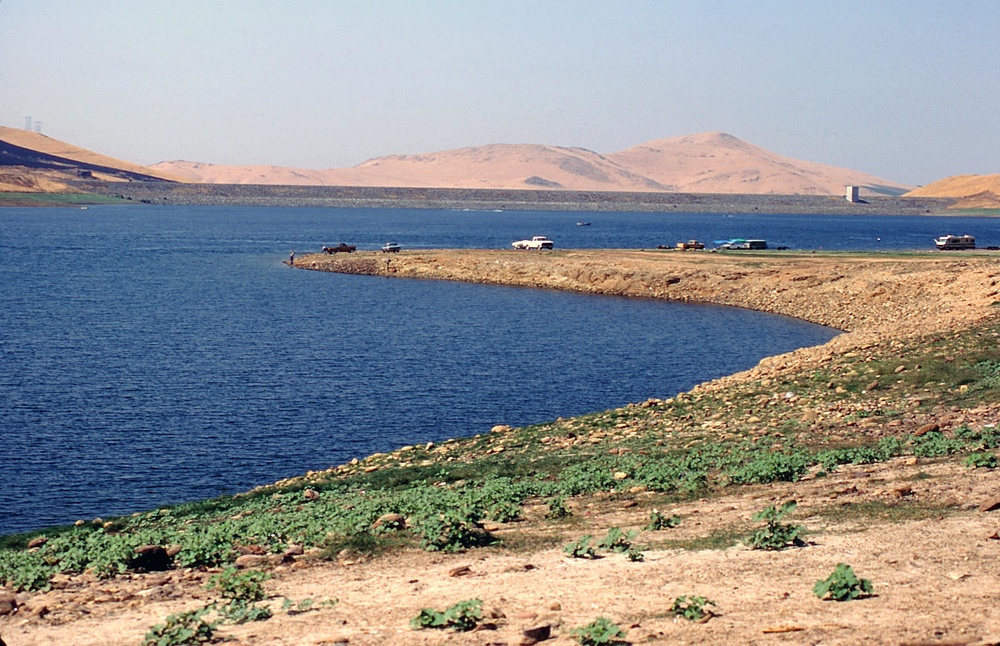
left=78, top=180, right=958, bottom=214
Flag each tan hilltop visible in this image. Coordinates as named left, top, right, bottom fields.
left=906, top=174, right=1000, bottom=209
left=151, top=131, right=911, bottom=196
left=0, top=125, right=180, bottom=192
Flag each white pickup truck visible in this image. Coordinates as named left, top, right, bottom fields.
left=512, top=236, right=554, bottom=250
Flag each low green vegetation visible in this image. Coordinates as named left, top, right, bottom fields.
left=570, top=616, right=628, bottom=645
left=813, top=563, right=874, bottom=601
left=670, top=595, right=717, bottom=622
left=410, top=599, right=483, bottom=632
left=747, top=500, right=805, bottom=550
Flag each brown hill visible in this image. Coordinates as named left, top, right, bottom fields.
left=608, top=131, right=909, bottom=196
left=905, top=174, right=1000, bottom=199
left=0, top=126, right=180, bottom=191
left=152, top=132, right=912, bottom=196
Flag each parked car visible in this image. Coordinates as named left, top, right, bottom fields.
left=512, top=236, right=554, bottom=250
left=381, top=241, right=402, bottom=253
left=322, top=243, right=356, bottom=254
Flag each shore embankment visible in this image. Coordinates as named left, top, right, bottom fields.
left=75, top=180, right=958, bottom=214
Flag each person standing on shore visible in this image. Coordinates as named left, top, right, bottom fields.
left=289, top=250, right=295, bottom=266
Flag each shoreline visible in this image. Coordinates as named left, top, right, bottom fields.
left=296, top=247, right=1000, bottom=398
left=58, top=181, right=964, bottom=214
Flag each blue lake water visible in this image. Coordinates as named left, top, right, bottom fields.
left=1, top=205, right=997, bottom=535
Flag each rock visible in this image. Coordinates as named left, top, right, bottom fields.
left=893, top=485, right=914, bottom=498
left=129, top=545, right=172, bottom=572
left=303, top=488, right=320, bottom=500
left=449, top=565, right=473, bottom=577
left=284, top=544, right=305, bottom=556
left=865, top=380, right=879, bottom=392
left=234, top=554, right=268, bottom=569
left=914, top=422, right=939, bottom=437
left=0, top=591, right=17, bottom=616
left=894, top=365, right=907, bottom=373
left=27, top=536, right=47, bottom=549
left=548, top=602, right=561, bottom=611
left=522, top=624, right=552, bottom=643
left=613, top=471, right=628, bottom=480
left=491, top=424, right=512, bottom=433
left=978, top=496, right=1000, bottom=513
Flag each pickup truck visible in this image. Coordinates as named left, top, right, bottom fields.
left=512, top=236, right=554, bottom=250
left=322, top=243, right=356, bottom=254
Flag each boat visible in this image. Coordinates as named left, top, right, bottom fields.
left=576, top=222, right=591, bottom=226
left=934, top=234, right=975, bottom=250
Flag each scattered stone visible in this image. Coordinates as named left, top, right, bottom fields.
left=893, top=485, right=915, bottom=498
left=979, top=496, right=1000, bottom=513
left=303, top=488, right=320, bottom=500
left=27, top=536, right=47, bottom=549
left=894, top=365, right=907, bottom=374
left=234, top=554, right=268, bottom=569
left=284, top=544, right=305, bottom=557
left=613, top=471, right=628, bottom=480
left=522, top=623, right=552, bottom=643
left=449, top=565, right=473, bottom=577
left=914, top=422, right=939, bottom=437
left=491, top=425, right=512, bottom=433
left=548, top=602, right=561, bottom=611
left=865, top=380, right=879, bottom=391
left=0, top=592, right=17, bottom=616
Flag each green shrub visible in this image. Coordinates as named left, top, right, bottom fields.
left=747, top=500, right=804, bottom=550
left=570, top=616, right=628, bottom=645
left=141, top=607, right=217, bottom=646
left=410, top=599, right=482, bottom=631
left=597, top=527, right=637, bottom=553
left=670, top=595, right=716, bottom=622
left=813, top=563, right=874, bottom=601
left=645, top=509, right=681, bottom=530
left=417, top=508, right=493, bottom=552
left=545, top=496, right=571, bottom=519
left=205, top=567, right=270, bottom=603
left=564, top=535, right=597, bottom=559
left=964, top=452, right=998, bottom=469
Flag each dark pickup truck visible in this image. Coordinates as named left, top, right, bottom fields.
left=322, top=243, right=356, bottom=254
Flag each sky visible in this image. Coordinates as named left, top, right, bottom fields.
left=1, top=1, right=997, bottom=186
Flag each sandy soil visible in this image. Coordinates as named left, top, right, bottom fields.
left=3, top=460, right=999, bottom=646
left=4, top=249, right=1000, bottom=646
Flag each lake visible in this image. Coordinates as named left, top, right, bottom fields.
left=2, top=205, right=996, bottom=535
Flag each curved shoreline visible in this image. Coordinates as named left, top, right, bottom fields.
left=297, top=248, right=1000, bottom=393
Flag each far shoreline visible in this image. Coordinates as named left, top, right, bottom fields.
left=2, top=181, right=977, bottom=215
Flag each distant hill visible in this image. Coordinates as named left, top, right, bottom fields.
left=0, top=126, right=179, bottom=192
left=2, top=125, right=912, bottom=196
left=905, top=174, right=1000, bottom=203
left=153, top=132, right=911, bottom=196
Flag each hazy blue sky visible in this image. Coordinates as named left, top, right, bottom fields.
left=2, top=1, right=997, bottom=185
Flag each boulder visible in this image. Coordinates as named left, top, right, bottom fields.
left=0, top=591, right=17, bottom=616
left=234, top=554, right=268, bottom=569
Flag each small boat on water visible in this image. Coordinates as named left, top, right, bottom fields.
left=934, top=234, right=976, bottom=250
left=576, top=222, right=591, bottom=226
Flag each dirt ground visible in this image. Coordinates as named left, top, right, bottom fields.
left=3, top=458, right=999, bottom=646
